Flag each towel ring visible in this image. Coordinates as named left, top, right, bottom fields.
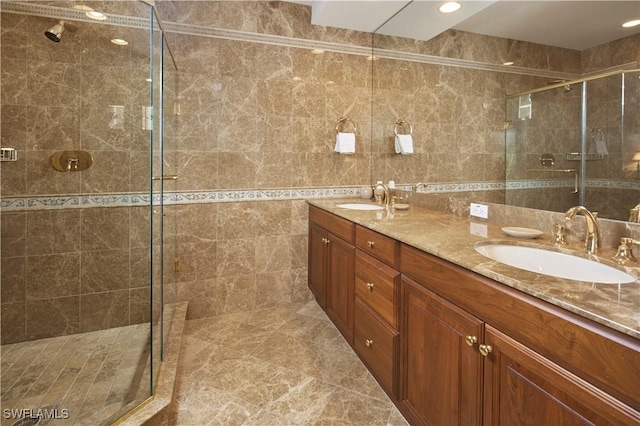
left=336, top=117, right=357, bottom=134
left=394, top=119, right=413, bottom=136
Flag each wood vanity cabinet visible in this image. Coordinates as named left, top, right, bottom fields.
left=400, top=275, right=483, bottom=425
left=483, top=325, right=638, bottom=426
left=308, top=206, right=355, bottom=344
left=307, top=206, right=639, bottom=425
left=353, top=225, right=400, bottom=397
left=400, top=243, right=640, bottom=426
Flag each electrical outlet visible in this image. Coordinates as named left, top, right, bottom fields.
left=469, top=222, right=488, bottom=238
left=470, top=203, right=489, bottom=219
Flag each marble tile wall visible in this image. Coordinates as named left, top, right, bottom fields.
left=368, top=28, right=584, bottom=188
left=370, top=60, right=507, bottom=186
left=371, top=28, right=639, bottom=218
left=0, top=11, right=154, bottom=343
left=154, top=1, right=373, bottom=319
left=0, top=207, right=151, bottom=344
left=1, top=14, right=152, bottom=197
left=154, top=1, right=640, bottom=320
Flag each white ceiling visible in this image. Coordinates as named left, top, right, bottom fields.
left=293, top=0, right=640, bottom=51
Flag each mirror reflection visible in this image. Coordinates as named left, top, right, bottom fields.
left=371, top=1, right=640, bottom=221
left=505, top=70, right=640, bottom=222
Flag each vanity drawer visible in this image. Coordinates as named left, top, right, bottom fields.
left=309, top=206, right=355, bottom=244
left=355, top=225, right=399, bottom=267
left=354, top=297, right=398, bottom=396
left=355, top=251, right=399, bottom=328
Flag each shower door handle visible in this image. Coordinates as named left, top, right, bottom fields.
left=152, top=175, right=178, bottom=181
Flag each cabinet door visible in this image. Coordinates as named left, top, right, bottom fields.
left=354, top=297, right=398, bottom=396
left=400, top=276, right=484, bottom=426
left=308, top=222, right=328, bottom=308
left=326, top=232, right=355, bottom=345
left=483, top=325, right=640, bottom=426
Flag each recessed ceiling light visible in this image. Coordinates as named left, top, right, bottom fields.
left=111, top=38, right=128, bottom=46
left=86, top=11, right=107, bottom=21
left=439, top=2, right=461, bottom=14
left=622, top=19, right=640, bottom=28
left=310, top=49, right=325, bottom=55
left=292, top=76, right=302, bottom=81
left=503, top=61, right=514, bottom=66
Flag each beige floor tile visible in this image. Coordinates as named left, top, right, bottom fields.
left=171, top=301, right=408, bottom=426
left=314, top=387, right=395, bottom=425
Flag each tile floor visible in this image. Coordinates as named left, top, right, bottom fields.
left=170, top=301, right=409, bottom=425
left=0, top=324, right=150, bottom=426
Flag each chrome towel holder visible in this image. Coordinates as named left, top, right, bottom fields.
left=394, top=119, right=412, bottom=136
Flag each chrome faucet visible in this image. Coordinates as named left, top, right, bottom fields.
left=565, top=206, right=600, bottom=254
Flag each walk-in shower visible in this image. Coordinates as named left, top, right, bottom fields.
left=1, top=1, right=176, bottom=424
left=504, top=69, right=640, bottom=221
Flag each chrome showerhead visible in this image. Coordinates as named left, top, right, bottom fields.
left=45, top=20, right=65, bottom=42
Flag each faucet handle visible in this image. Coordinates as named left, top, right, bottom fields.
left=413, top=182, right=427, bottom=192
left=613, top=237, right=640, bottom=264
left=551, top=223, right=568, bottom=246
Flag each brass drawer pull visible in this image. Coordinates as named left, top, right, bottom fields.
left=464, top=335, right=477, bottom=347
left=479, top=344, right=493, bottom=357
left=367, top=241, right=375, bottom=248
left=365, top=339, right=374, bottom=348
left=367, top=282, right=374, bottom=291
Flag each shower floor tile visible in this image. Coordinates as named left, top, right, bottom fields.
left=171, top=301, right=409, bottom=426
left=0, top=324, right=150, bottom=426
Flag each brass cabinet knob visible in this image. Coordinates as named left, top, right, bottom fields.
left=365, top=339, right=374, bottom=348
left=322, top=237, right=330, bottom=245
left=464, top=335, right=477, bottom=347
left=367, top=241, right=375, bottom=248
left=479, top=344, right=493, bottom=357
left=367, top=282, right=374, bottom=291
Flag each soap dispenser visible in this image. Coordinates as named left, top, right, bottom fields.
left=374, top=181, right=385, bottom=204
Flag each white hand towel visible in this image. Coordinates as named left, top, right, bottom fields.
left=335, top=132, right=356, bottom=154
left=395, top=134, right=413, bottom=155
left=595, top=139, right=608, bottom=155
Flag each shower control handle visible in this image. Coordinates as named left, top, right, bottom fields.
left=51, top=150, right=93, bottom=172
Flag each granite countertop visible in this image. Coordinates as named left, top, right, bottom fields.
left=307, top=198, right=640, bottom=340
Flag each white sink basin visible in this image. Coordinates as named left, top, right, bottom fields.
left=336, top=203, right=384, bottom=211
left=475, top=242, right=636, bottom=284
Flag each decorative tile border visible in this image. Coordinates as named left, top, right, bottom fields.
left=5, top=179, right=635, bottom=212
left=0, top=187, right=359, bottom=212
left=425, top=181, right=506, bottom=193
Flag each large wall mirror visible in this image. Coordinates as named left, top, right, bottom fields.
left=371, top=1, right=640, bottom=222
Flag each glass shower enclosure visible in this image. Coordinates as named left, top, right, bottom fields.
left=0, top=1, right=175, bottom=423
left=505, top=70, right=640, bottom=221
